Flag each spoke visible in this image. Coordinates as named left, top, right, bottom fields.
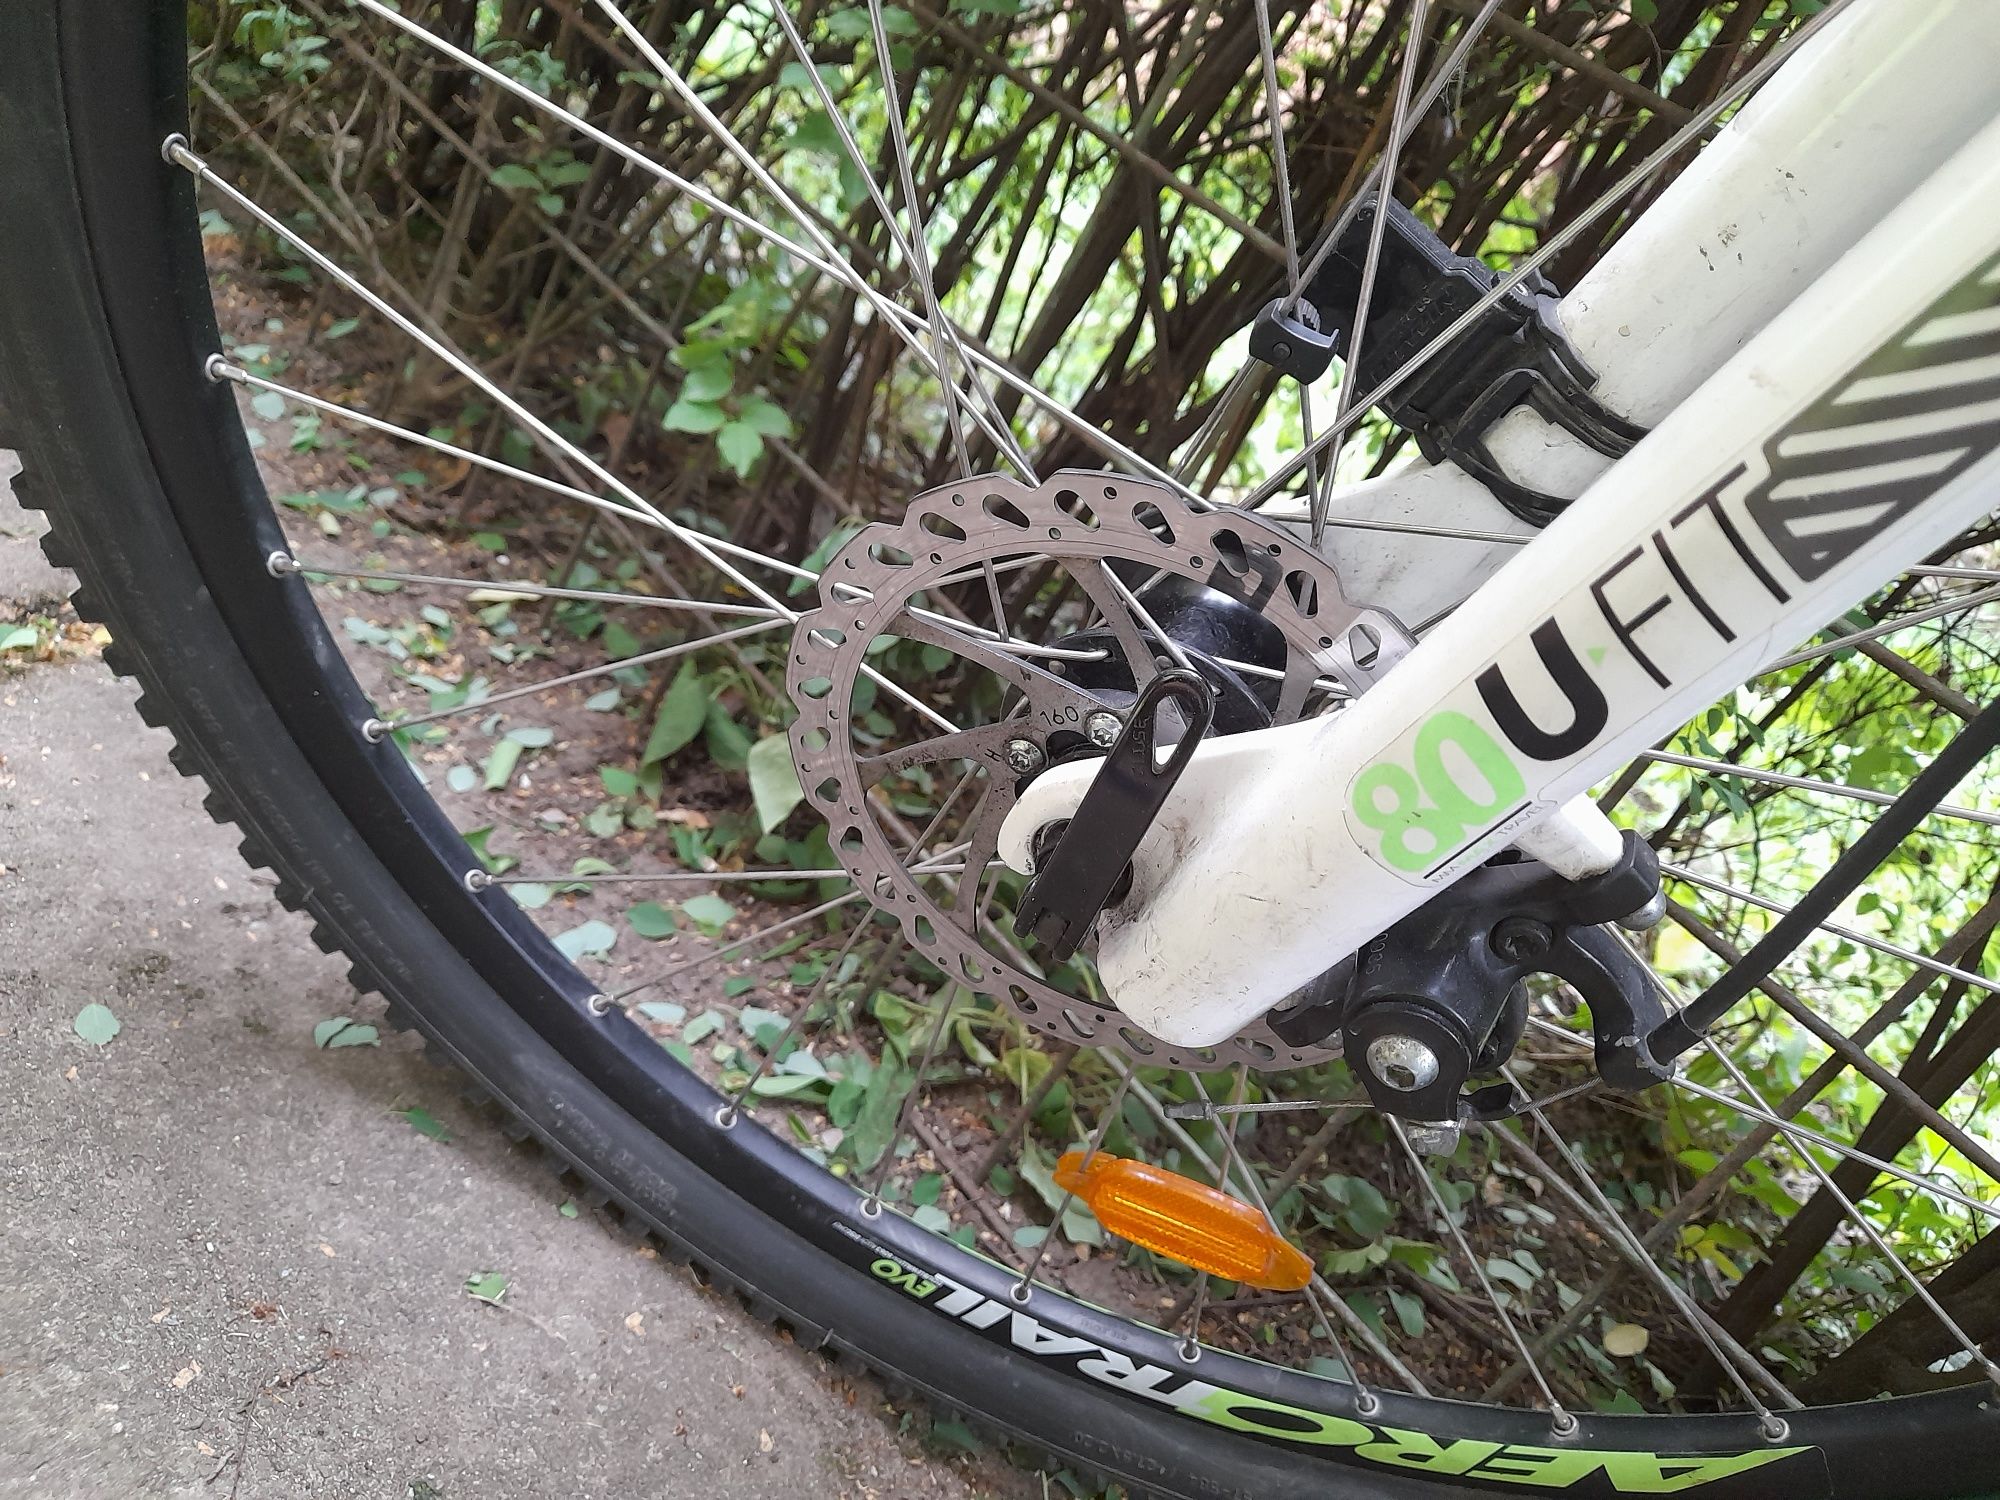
left=1388, top=1117, right=1575, bottom=1429
left=1761, top=582, right=2000, bottom=673
left=171, top=141, right=797, bottom=621
left=610, top=891, right=866, bottom=1003
left=1521, top=1016, right=2000, bottom=1224
left=285, top=557, right=781, bottom=622
left=1242, top=0, right=1856, bottom=512
left=764, top=0, right=1036, bottom=480
left=1642, top=749, right=2000, bottom=829
left=1665, top=865, right=2000, bottom=1001
left=1311, top=0, right=1434, bottom=549
left=1107, top=1057, right=1427, bottom=1396
left=1495, top=1078, right=1800, bottom=1417
left=488, top=863, right=990, bottom=887
left=722, top=914, right=876, bottom=1124
left=1098, top=563, right=1198, bottom=678
left=369, top=618, right=787, bottom=736
left=1010, top=1069, right=1136, bottom=1296
left=349, top=0, right=1158, bottom=505
left=1187, top=1072, right=1375, bottom=1399
left=1701, top=1040, right=2000, bottom=1399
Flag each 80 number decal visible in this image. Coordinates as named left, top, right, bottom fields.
left=1350, top=711, right=1525, bottom=874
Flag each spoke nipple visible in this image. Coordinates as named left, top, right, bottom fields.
left=713, top=1104, right=738, bottom=1129
left=1353, top=1389, right=1381, bottom=1418
left=266, top=551, right=300, bottom=577
left=463, top=869, right=492, bottom=893
left=160, top=132, right=191, bottom=166
left=586, top=993, right=614, bottom=1017
left=202, top=353, right=233, bottom=384
left=858, top=1195, right=883, bottom=1220
left=360, top=717, right=392, bottom=743
left=1176, top=1336, right=1201, bottom=1365
left=1549, top=1408, right=1580, bottom=1439
left=1758, top=1415, right=1791, bottom=1444
left=1006, top=1281, right=1032, bottom=1306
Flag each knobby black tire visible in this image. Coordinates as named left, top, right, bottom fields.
left=1, top=6, right=1994, bottom=1498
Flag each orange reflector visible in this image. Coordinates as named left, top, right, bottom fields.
left=1055, top=1150, right=1312, bottom=1291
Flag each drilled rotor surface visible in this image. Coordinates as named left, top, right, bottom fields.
left=786, top=471, right=1408, bottom=1071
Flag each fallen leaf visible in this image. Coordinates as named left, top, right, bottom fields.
left=624, top=1310, right=646, bottom=1336
left=63, top=1066, right=78, bottom=1082
left=318, top=1243, right=337, bottom=1258
left=464, top=1271, right=508, bottom=1304
left=1603, top=1322, right=1649, bottom=1358
left=399, top=1106, right=451, bottom=1144
left=758, top=1429, right=774, bottom=1454
left=170, top=1361, right=201, bottom=1389
left=730, top=1382, right=746, bottom=1399
left=196, top=1441, right=215, bottom=1456
left=313, top=1016, right=381, bottom=1049
left=73, top=1004, right=121, bottom=1047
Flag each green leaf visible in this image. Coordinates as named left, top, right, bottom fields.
left=557, top=1198, right=579, bottom=1219
left=663, top=397, right=727, bottom=434
left=313, top=1016, right=380, bottom=1048
left=584, top=687, right=622, bottom=712
left=400, top=1106, right=451, bottom=1143
left=680, top=361, right=733, bottom=403
left=716, top=420, right=764, bottom=478
left=738, top=395, right=795, bottom=439
left=627, top=900, right=677, bottom=939
left=487, top=163, right=541, bottom=190
left=848, top=1059, right=912, bottom=1170
left=637, top=1001, right=686, bottom=1025
left=0, top=625, right=39, bottom=652
left=250, top=390, right=286, bottom=422
left=446, top=764, right=479, bottom=794
left=747, top=734, right=805, bottom=832
left=73, top=1003, right=121, bottom=1047
left=463, top=1270, right=509, bottom=1303
left=482, top=737, right=524, bottom=790
left=506, top=724, right=555, bottom=749
left=642, top=666, right=709, bottom=765
left=535, top=192, right=564, bottom=218
left=554, top=919, right=618, bottom=960
left=680, top=892, right=737, bottom=934
left=704, top=702, right=752, bottom=771
left=1388, top=1287, right=1425, bottom=1338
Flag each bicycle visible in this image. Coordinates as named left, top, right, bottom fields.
left=3, top=1, right=1998, bottom=1495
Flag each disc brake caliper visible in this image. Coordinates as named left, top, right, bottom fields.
left=1273, top=831, right=1674, bottom=1148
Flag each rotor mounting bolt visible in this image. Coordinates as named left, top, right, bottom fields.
left=1365, top=1033, right=1440, bottom=1093
left=1084, top=710, right=1122, bottom=749
left=1003, top=738, right=1045, bottom=775
left=1491, top=916, right=1554, bottom=963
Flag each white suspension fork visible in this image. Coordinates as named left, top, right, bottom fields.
left=1002, top=105, right=2000, bottom=1049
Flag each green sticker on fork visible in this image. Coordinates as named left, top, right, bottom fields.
left=1350, top=709, right=1528, bottom=875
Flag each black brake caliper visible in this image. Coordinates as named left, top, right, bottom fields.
left=1250, top=192, right=1647, bottom=526
left=1272, top=831, right=1675, bottom=1143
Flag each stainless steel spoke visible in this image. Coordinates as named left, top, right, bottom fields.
left=1107, top=1057, right=1427, bottom=1396
left=1666, top=864, right=2000, bottom=1000
left=1311, top=0, right=1433, bottom=549
left=610, top=891, right=866, bottom=1003
left=1521, top=1015, right=2000, bottom=1224
left=1009, top=1069, right=1136, bottom=1297
left=721, top=914, right=877, bottom=1125
left=1642, top=749, right=2000, bottom=830
left=172, top=141, right=797, bottom=620
left=1701, top=1041, right=2000, bottom=1400
left=368, top=618, right=786, bottom=737
left=1388, top=1116, right=1576, bottom=1431
left=764, top=0, right=1036, bottom=480
left=1495, top=1075, right=1799, bottom=1418
left=1761, top=582, right=2000, bottom=673
left=284, top=557, right=782, bottom=622
left=489, top=863, right=989, bottom=887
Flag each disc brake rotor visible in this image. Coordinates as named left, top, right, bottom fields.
left=786, top=472, right=1409, bottom=1072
